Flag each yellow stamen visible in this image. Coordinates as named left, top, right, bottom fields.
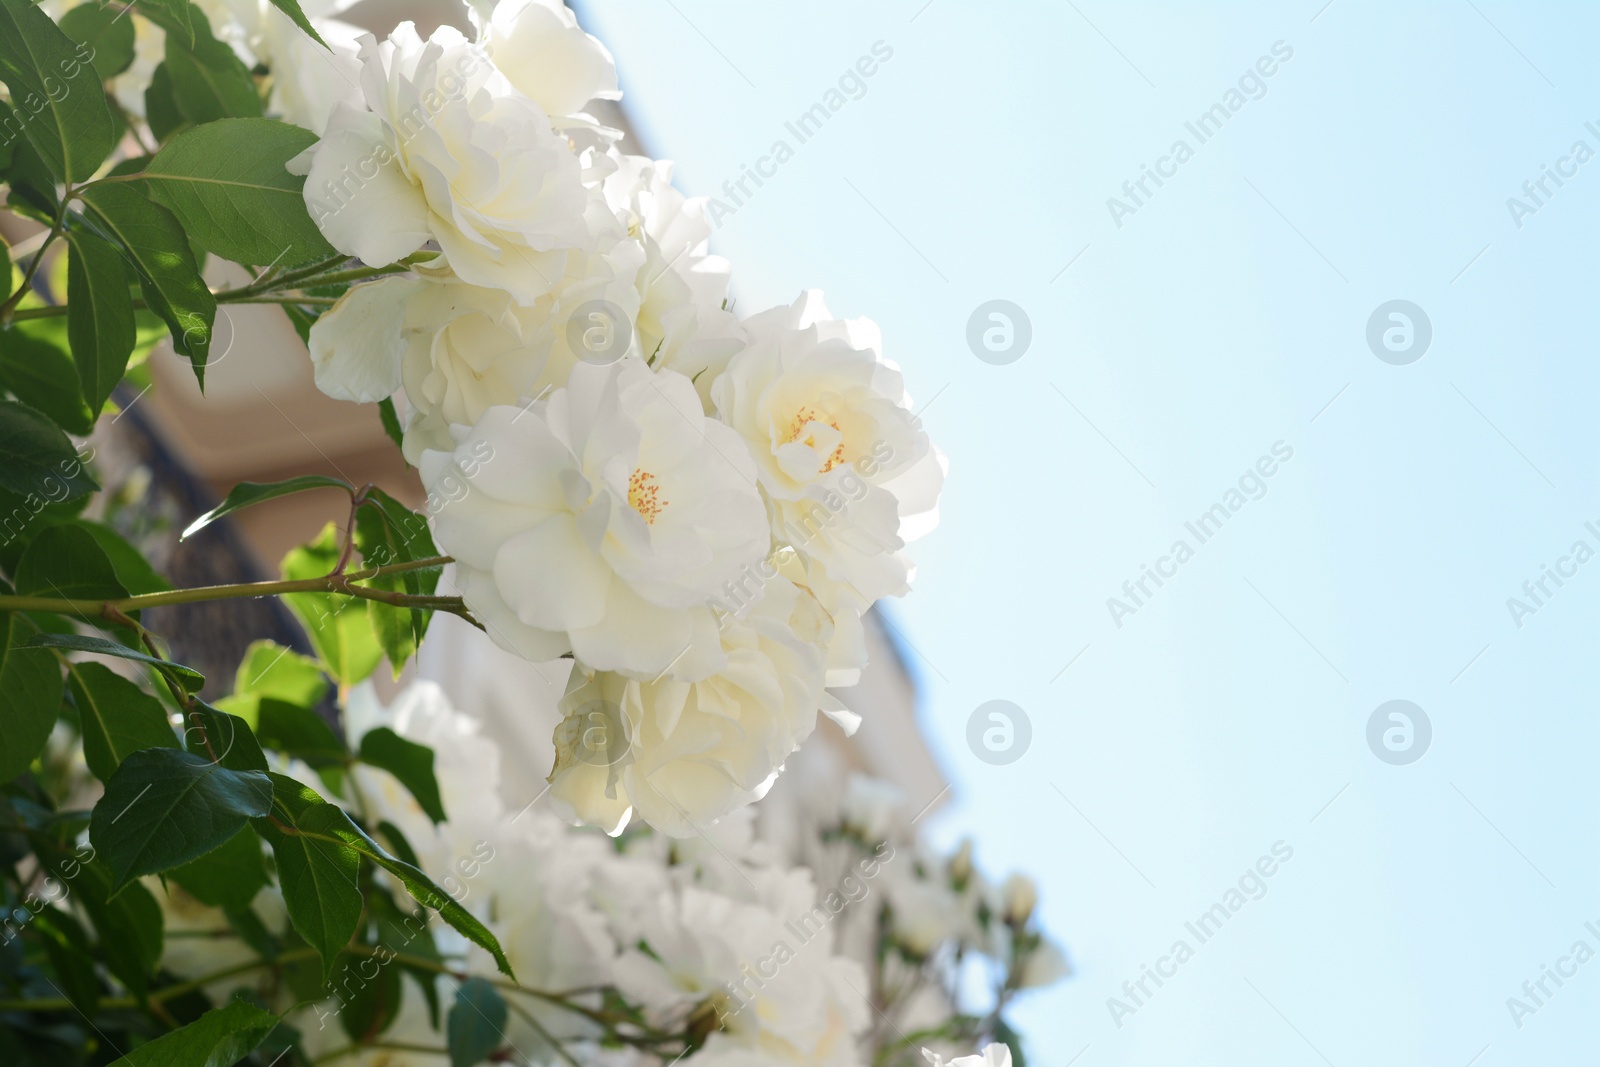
left=785, top=406, right=845, bottom=473
left=628, top=468, right=667, bottom=524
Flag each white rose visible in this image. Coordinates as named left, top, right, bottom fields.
left=839, top=774, right=903, bottom=844
left=294, top=22, right=593, bottom=304
left=886, top=872, right=965, bottom=956
left=476, top=0, right=619, bottom=122
left=713, top=290, right=945, bottom=604
left=420, top=359, right=769, bottom=676
left=262, top=11, right=366, bottom=135
left=547, top=575, right=832, bottom=836
left=191, top=0, right=365, bottom=134
left=923, top=1044, right=1013, bottom=1067
left=400, top=237, right=646, bottom=460
left=467, top=813, right=620, bottom=1046
left=305, top=226, right=645, bottom=457
left=604, top=883, right=869, bottom=1066
left=1000, top=873, right=1037, bottom=926
left=775, top=549, right=869, bottom=687
left=342, top=681, right=505, bottom=824
left=603, top=153, right=743, bottom=411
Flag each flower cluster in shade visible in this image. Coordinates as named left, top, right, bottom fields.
left=146, top=682, right=1063, bottom=1067
left=280, top=0, right=946, bottom=838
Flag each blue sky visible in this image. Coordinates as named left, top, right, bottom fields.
left=575, top=2, right=1600, bottom=1063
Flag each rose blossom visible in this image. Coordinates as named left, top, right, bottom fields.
left=293, top=22, right=594, bottom=304
left=420, top=358, right=769, bottom=677
left=713, top=291, right=945, bottom=605
left=547, top=575, right=834, bottom=836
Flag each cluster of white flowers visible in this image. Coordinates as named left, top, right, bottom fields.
left=137, top=682, right=1055, bottom=1066
left=286, top=1, right=944, bottom=838
left=262, top=683, right=1058, bottom=1067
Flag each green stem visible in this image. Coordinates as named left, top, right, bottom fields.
left=5, top=305, right=71, bottom=321
left=215, top=250, right=431, bottom=302
left=312, top=1041, right=447, bottom=1064
left=0, top=555, right=453, bottom=618
left=0, top=947, right=319, bottom=1013
left=230, top=252, right=349, bottom=297
left=9, top=292, right=341, bottom=321
left=216, top=293, right=340, bottom=306
left=340, top=944, right=677, bottom=1041
left=278, top=259, right=429, bottom=291
left=0, top=188, right=72, bottom=324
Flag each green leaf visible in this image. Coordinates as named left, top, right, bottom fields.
left=231, top=639, right=328, bottom=708
left=375, top=819, right=422, bottom=872
left=302, top=802, right=513, bottom=978
left=0, top=607, right=64, bottom=783
left=78, top=182, right=215, bottom=388
left=170, top=824, right=268, bottom=910
left=65, top=518, right=172, bottom=595
left=0, top=399, right=97, bottom=501
left=448, top=977, right=508, bottom=1067
left=336, top=942, right=404, bottom=1043
left=281, top=524, right=383, bottom=687
left=0, top=484, right=90, bottom=575
left=183, top=475, right=351, bottom=540
left=65, top=227, right=137, bottom=418
left=128, top=0, right=196, bottom=49
left=265, top=0, right=329, bottom=48
left=253, top=774, right=361, bottom=981
left=0, top=324, right=94, bottom=434
left=107, top=997, right=280, bottom=1067
left=59, top=2, right=137, bottom=80
left=4, top=135, right=62, bottom=221
left=33, top=905, right=100, bottom=1015
left=377, top=396, right=406, bottom=453
left=145, top=61, right=187, bottom=143
left=224, top=901, right=278, bottom=960
left=143, top=118, right=336, bottom=268
left=359, top=727, right=445, bottom=824
left=181, top=701, right=268, bottom=773
left=257, top=697, right=346, bottom=765
left=16, top=521, right=128, bottom=604
left=65, top=660, right=178, bottom=783
left=355, top=489, right=441, bottom=674
left=164, top=8, right=263, bottom=125
left=26, top=632, right=205, bottom=692
left=0, top=100, right=14, bottom=173
left=283, top=301, right=321, bottom=345
left=0, top=0, right=117, bottom=181
left=261, top=774, right=513, bottom=979
left=90, top=747, right=273, bottom=890
left=75, top=859, right=163, bottom=993
left=369, top=874, right=441, bottom=1025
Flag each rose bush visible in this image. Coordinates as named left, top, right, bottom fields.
left=0, top=0, right=1054, bottom=1063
